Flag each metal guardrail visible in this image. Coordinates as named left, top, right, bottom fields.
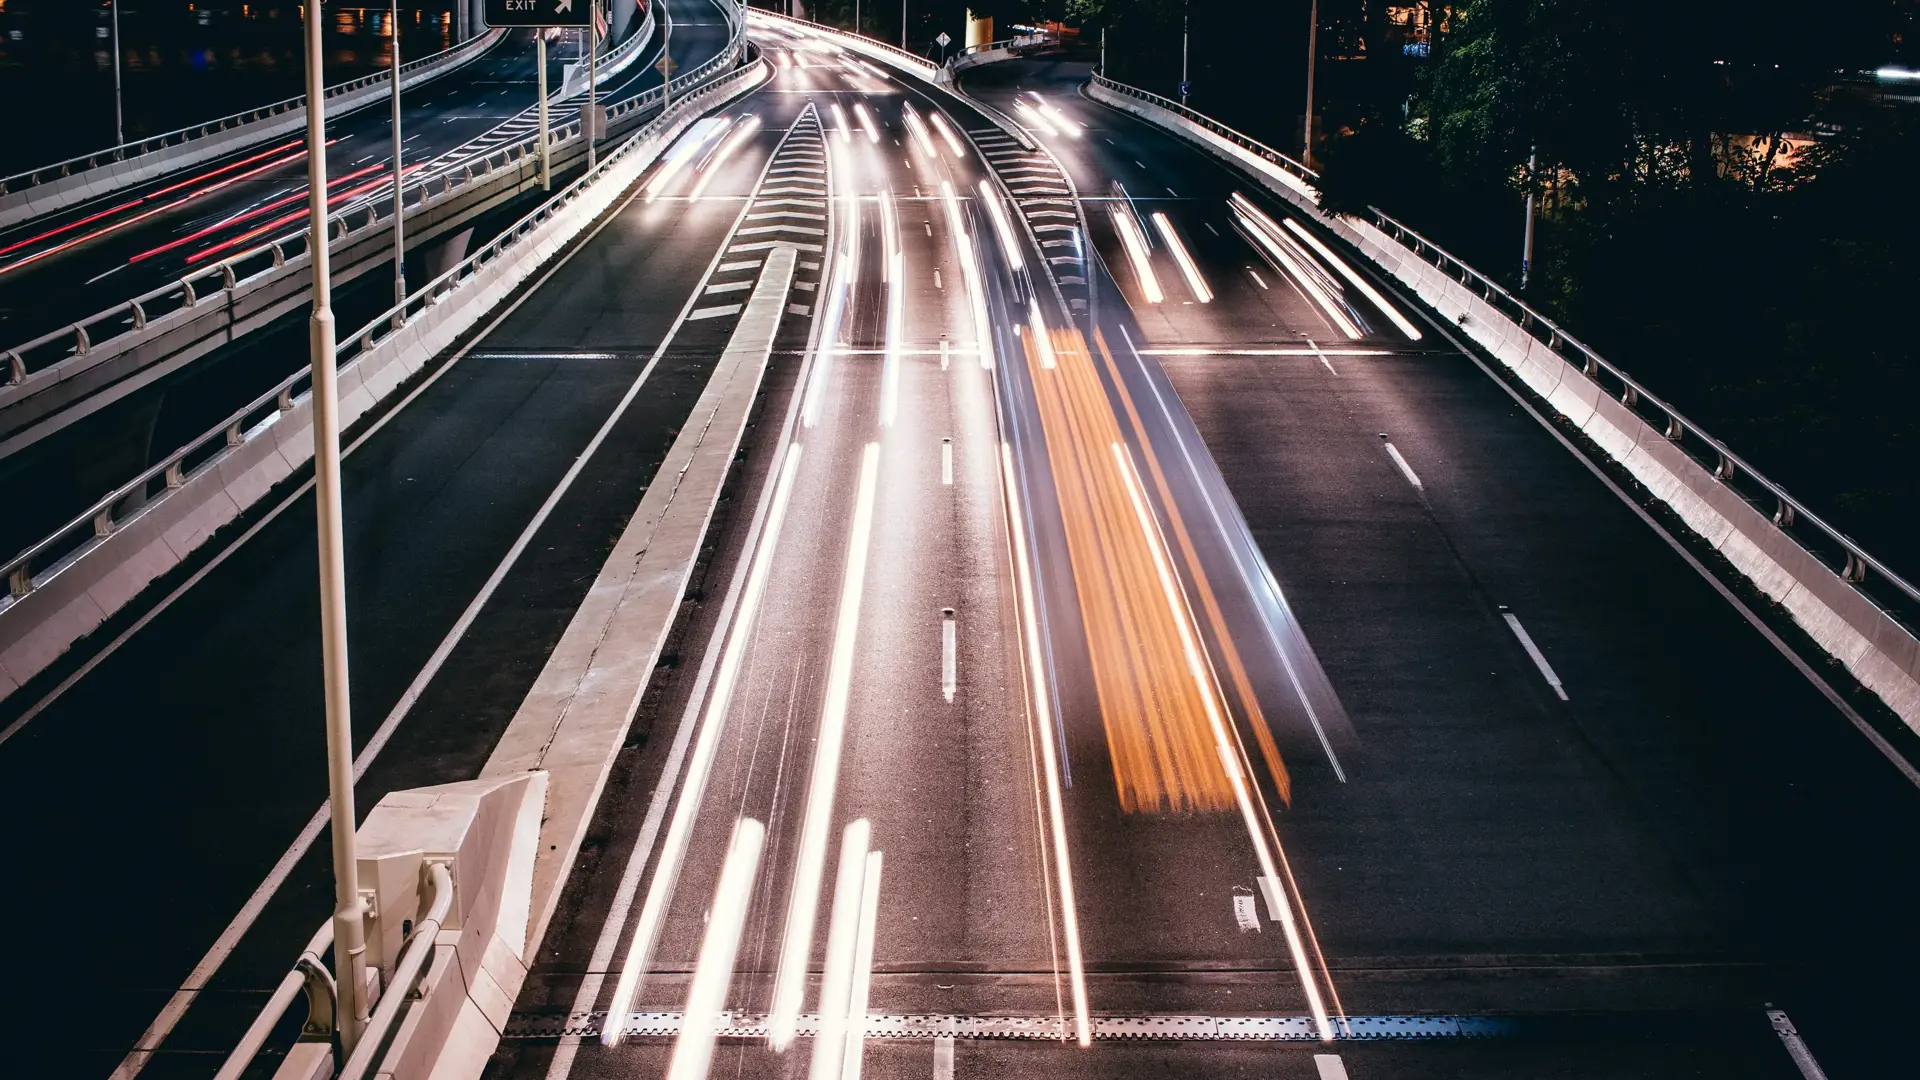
left=0, top=16, right=711, bottom=396
left=1, top=24, right=757, bottom=616
left=0, top=29, right=505, bottom=200
left=1089, top=73, right=1320, bottom=191
left=956, top=33, right=1057, bottom=57
left=1087, top=73, right=1920, bottom=618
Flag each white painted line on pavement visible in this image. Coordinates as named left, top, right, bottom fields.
left=940, top=338, right=951, bottom=370
left=1246, top=267, right=1267, bottom=289
left=1501, top=608, right=1569, bottom=701
left=941, top=438, right=953, bottom=484
left=942, top=612, right=957, bottom=702
left=933, top=1035, right=955, bottom=1080
left=1257, top=876, right=1287, bottom=922
left=771, top=443, right=883, bottom=1048
left=1314, top=1054, right=1351, bottom=1080
left=1380, top=436, right=1422, bottom=490
left=1768, top=1009, right=1831, bottom=1080
left=689, top=303, right=744, bottom=320
left=934, top=268, right=943, bottom=288
left=1232, top=890, right=1262, bottom=932
left=666, top=818, right=767, bottom=1080
left=1309, top=340, right=1338, bottom=376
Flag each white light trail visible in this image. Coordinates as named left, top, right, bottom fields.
left=928, top=111, right=966, bottom=156
left=1012, top=99, right=1059, bottom=137
left=831, top=102, right=853, bottom=143
left=999, top=443, right=1091, bottom=1046
left=976, top=180, right=1024, bottom=272
left=1026, top=299, right=1057, bottom=370
left=940, top=181, right=995, bottom=370
left=1110, top=441, right=1336, bottom=1041
left=646, top=117, right=731, bottom=202
left=600, top=445, right=806, bottom=1047
left=686, top=116, right=762, bottom=201
left=1150, top=212, right=1212, bottom=303
left=901, top=104, right=938, bottom=158
left=853, top=102, right=881, bottom=144
left=1111, top=208, right=1164, bottom=304
left=1278, top=217, right=1421, bottom=340
left=880, top=190, right=904, bottom=428
left=768, top=443, right=883, bottom=1050
left=1230, top=195, right=1360, bottom=339
left=1028, top=92, right=1083, bottom=138
left=841, top=849, right=884, bottom=1080
left=804, top=193, right=860, bottom=428
left=807, top=820, right=871, bottom=1074
left=665, top=818, right=767, bottom=1080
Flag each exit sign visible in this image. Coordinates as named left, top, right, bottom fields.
left=485, top=0, right=593, bottom=27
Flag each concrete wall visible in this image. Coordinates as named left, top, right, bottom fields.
left=1085, top=79, right=1920, bottom=736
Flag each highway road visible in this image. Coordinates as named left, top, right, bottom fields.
left=484, top=39, right=1920, bottom=1080
left=0, top=0, right=737, bottom=617
left=3, top=21, right=1915, bottom=1080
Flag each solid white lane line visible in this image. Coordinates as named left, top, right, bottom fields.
left=1502, top=609, right=1569, bottom=701
left=942, top=615, right=957, bottom=702
left=1768, top=1009, right=1832, bottom=1080
left=941, top=438, right=953, bottom=485
left=771, top=442, right=883, bottom=1048
left=1381, top=436, right=1422, bottom=490
left=1110, top=207, right=1163, bottom=304
left=842, top=849, right=885, bottom=1080
left=1257, top=876, right=1288, bottom=922
left=1112, top=441, right=1335, bottom=1041
left=932, top=1035, right=955, bottom=1080
left=1314, top=1054, right=1351, bottom=1080
left=666, top=818, right=767, bottom=1080
left=999, top=442, right=1092, bottom=1046
left=809, top=820, right=872, bottom=1073
left=595, top=446, right=807, bottom=1053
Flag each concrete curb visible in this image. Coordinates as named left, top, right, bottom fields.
left=1085, top=78, right=1920, bottom=737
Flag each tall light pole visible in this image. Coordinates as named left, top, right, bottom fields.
left=537, top=30, right=551, bottom=190
left=111, top=0, right=124, bottom=145
left=389, top=0, right=406, bottom=308
left=1180, top=4, right=1189, bottom=105
left=301, top=0, right=371, bottom=1053
left=1303, top=0, right=1319, bottom=166
left=1521, top=147, right=1538, bottom=289
left=902, top=0, right=908, bottom=50
left=586, top=0, right=600, bottom=169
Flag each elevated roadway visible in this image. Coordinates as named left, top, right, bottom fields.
left=2, top=21, right=1914, bottom=1080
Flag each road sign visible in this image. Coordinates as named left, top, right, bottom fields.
left=656, top=54, right=678, bottom=76
left=1177, top=80, right=1192, bottom=99
left=935, top=31, right=951, bottom=47
left=485, top=0, right=592, bottom=28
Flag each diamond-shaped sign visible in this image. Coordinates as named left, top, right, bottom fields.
left=935, top=31, right=952, bottom=47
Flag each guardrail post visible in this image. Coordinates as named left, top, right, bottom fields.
left=75, top=326, right=91, bottom=355
left=1714, top=452, right=1735, bottom=481
left=165, top=460, right=185, bottom=489
left=1619, top=384, right=1638, bottom=407
left=226, top=421, right=244, bottom=448
left=1664, top=415, right=1685, bottom=442
left=183, top=280, right=199, bottom=308
left=222, top=264, right=238, bottom=291
left=94, top=507, right=117, bottom=538
left=1844, top=551, right=1869, bottom=583
left=1774, top=499, right=1796, bottom=528
left=131, top=301, right=147, bottom=330
left=4, top=350, right=22, bottom=386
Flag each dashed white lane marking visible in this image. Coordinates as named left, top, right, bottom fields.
left=1257, top=876, right=1287, bottom=922
left=941, top=613, right=957, bottom=703
left=1769, top=1009, right=1831, bottom=1080
left=705, top=280, right=753, bottom=294
left=941, top=438, right=953, bottom=485
left=1314, top=1054, right=1351, bottom=1080
left=933, top=269, right=943, bottom=288
left=1246, top=267, right=1268, bottom=289
left=1501, top=608, right=1569, bottom=701
left=688, top=304, right=743, bottom=320
left=717, top=260, right=762, bottom=272
left=940, top=339, right=950, bottom=370
left=1380, top=435, right=1422, bottom=490
left=1204, top=221, right=1220, bottom=236
left=933, top=1035, right=955, bottom=1080
left=1308, top=339, right=1338, bottom=376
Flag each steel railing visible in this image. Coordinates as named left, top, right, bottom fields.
left=0, top=29, right=506, bottom=200
left=1089, top=73, right=1320, bottom=191
left=1086, top=73, right=1920, bottom=618
left=955, top=32, right=1058, bottom=58
left=1, top=15, right=718, bottom=394
left=1, top=31, right=760, bottom=617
